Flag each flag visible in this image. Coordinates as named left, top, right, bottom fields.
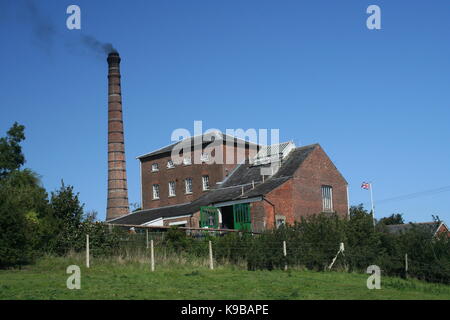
left=361, top=182, right=370, bottom=190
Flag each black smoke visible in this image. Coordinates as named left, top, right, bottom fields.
left=81, top=35, right=117, bottom=55
left=19, top=0, right=117, bottom=56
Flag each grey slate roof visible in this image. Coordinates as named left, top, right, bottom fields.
left=110, top=144, right=319, bottom=225
left=384, top=222, right=443, bottom=236
left=137, top=132, right=259, bottom=160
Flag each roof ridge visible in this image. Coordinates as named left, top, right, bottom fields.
left=137, top=132, right=260, bottom=159
left=294, top=143, right=320, bottom=150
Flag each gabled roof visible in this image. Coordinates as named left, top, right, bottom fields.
left=384, top=222, right=448, bottom=237
left=110, top=144, right=320, bottom=225
left=136, top=131, right=259, bottom=160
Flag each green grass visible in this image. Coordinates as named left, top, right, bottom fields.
left=0, top=256, right=449, bottom=300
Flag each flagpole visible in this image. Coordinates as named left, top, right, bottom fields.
left=369, top=182, right=375, bottom=227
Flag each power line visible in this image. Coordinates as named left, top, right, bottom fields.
left=366, top=185, right=450, bottom=206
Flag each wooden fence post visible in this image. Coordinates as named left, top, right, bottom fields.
left=283, top=241, right=287, bottom=271
left=86, top=234, right=90, bottom=268
left=150, top=239, right=155, bottom=272
left=209, top=240, right=214, bottom=270
left=146, top=229, right=149, bottom=249
left=405, top=253, right=408, bottom=279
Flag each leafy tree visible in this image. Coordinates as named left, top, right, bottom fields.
left=0, top=170, right=49, bottom=267
left=0, top=122, right=26, bottom=178
left=84, top=210, right=98, bottom=223
left=48, top=181, right=85, bottom=254
left=379, top=213, right=404, bottom=225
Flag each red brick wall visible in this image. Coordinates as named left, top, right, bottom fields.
left=250, top=145, right=348, bottom=231
left=291, top=146, right=348, bottom=220
left=436, top=223, right=450, bottom=237
left=140, top=143, right=252, bottom=210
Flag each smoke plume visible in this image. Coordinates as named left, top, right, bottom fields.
left=81, top=35, right=117, bottom=55
left=19, top=0, right=117, bottom=56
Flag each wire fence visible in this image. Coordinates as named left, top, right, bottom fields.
left=81, top=224, right=450, bottom=285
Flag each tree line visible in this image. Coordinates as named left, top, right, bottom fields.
left=0, top=122, right=118, bottom=268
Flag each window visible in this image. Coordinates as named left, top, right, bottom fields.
left=202, top=175, right=210, bottom=191
left=185, top=178, right=193, bottom=194
left=167, top=160, right=175, bottom=169
left=168, top=181, right=176, bottom=197
left=200, top=152, right=210, bottom=162
left=169, top=221, right=187, bottom=227
left=152, top=184, right=160, bottom=199
left=276, top=215, right=286, bottom=228
left=321, top=186, right=333, bottom=212
left=183, top=157, right=192, bottom=165
left=151, top=163, right=159, bottom=172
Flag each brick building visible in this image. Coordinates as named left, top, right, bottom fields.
left=137, top=132, right=258, bottom=210
left=109, top=133, right=349, bottom=232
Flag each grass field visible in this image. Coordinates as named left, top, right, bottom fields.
left=0, top=256, right=449, bottom=300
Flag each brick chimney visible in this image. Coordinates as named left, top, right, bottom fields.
left=106, top=51, right=129, bottom=220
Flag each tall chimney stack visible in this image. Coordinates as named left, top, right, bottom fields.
left=106, top=51, right=129, bottom=220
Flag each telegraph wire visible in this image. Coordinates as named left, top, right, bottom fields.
left=364, top=185, right=450, bottom=207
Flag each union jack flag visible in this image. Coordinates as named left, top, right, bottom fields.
left=361, top=182, right=370, bottom=190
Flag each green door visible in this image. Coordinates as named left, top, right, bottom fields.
left=200, top=206, right=219, bottom=229
left=233, top=203, right=251, bottom=231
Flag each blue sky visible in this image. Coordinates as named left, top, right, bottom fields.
left=1, top=0, right=449, bottom=222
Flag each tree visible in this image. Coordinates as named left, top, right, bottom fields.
left=0, top=122, right=26, bottom=178
left=48, top=181, right=85, bottom=254
left=378, top=213, right=404, bottom=225
left=0, top=170, right=49, bottom=267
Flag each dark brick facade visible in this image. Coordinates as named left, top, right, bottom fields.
left=140, top=143, right=255, bottom=209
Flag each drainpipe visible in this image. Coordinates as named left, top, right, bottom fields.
left=263, top=196, right=276, bottom=228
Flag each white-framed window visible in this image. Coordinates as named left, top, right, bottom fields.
left=276, top=215, right=286, bottom=228
left=185, top=178, right=193, bottom=194
left=183, top=157, right=192, bottom=165
left=321, top=185, right=333, bottom=212
left=168, top=181, right=176, bottom=197
left=152, top=184, right=160, bottom=199
left=151, top=163, right=159, bottom=172
left=202, top=175, right=210, bottom=191
left=200, top=152, right=210, bottom=162
left=167, top=160, right=175, bottom=169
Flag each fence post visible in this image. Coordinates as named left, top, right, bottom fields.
left=209, top=240, right=214, bottom=270
left=86, top=234, right=90, bottom=268
left=146, top=229, right=149, bottom=249
left=405, top=253, right=408, bottom=279
left=150, top=239, right=155, bottom=272
left=283, top=241, right=287, bottom=271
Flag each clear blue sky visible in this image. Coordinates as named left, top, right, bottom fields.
left=1, top=0, right=449, bottom=222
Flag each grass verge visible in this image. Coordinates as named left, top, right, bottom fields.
left=0, top=256, right=449, bottom=300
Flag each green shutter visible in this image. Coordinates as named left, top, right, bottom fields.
left=233, top=203, right=251, bottom=231
left=200, top=206, right=219, bottom=229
